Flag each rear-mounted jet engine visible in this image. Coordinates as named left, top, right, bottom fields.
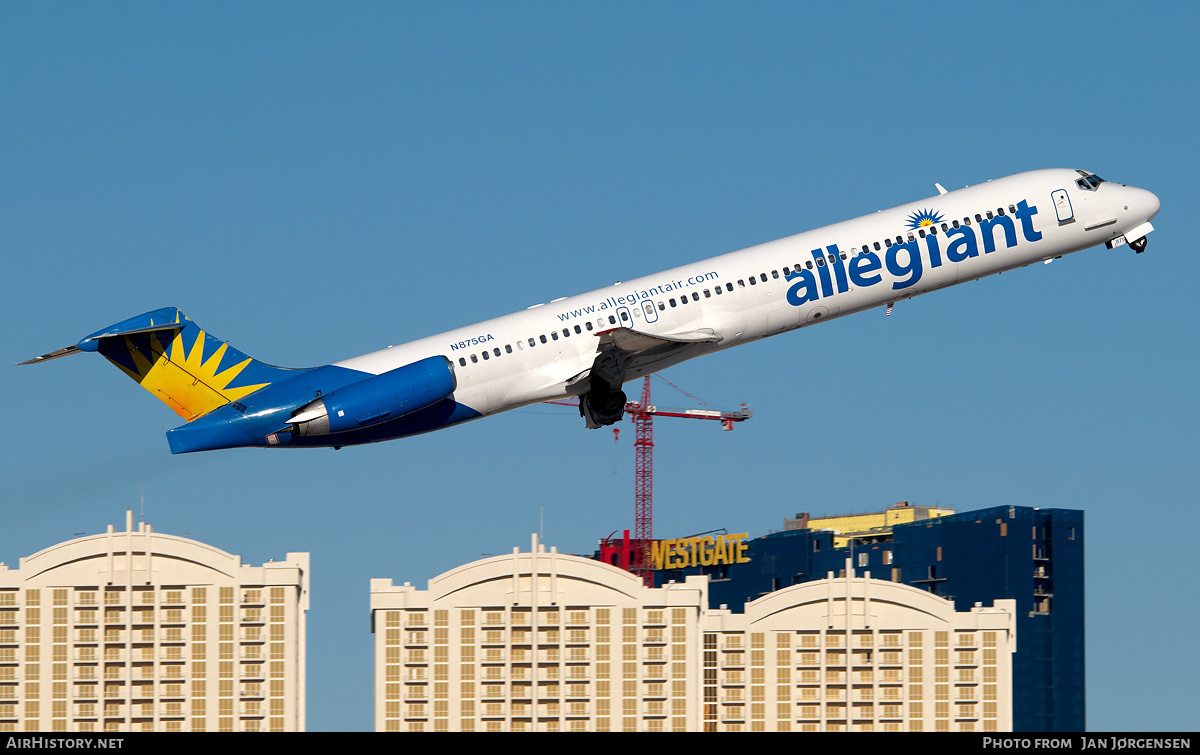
left=283, top=356, right=456, bottom=438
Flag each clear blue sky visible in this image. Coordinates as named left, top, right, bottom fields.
left=3, top=2, right=1196, bottom=732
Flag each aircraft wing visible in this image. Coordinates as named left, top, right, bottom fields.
left=598, top=326, right=722, bottom=354
left=568, top=325, right=725, bottom=428
left=589, top=326, right=722, bottom=387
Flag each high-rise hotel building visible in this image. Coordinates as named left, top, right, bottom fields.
left=371, top=534, right=1015, bottom=732
left=652, top=503, right=1084, bottom=731
left=0, top=512, right=309, bottom=732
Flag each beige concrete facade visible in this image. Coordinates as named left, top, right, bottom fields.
left=371, top=534, right=1015, bottom=732
left=703, top=570, right=1016, bottom=731
left=0, top=512, right=308, bottom=732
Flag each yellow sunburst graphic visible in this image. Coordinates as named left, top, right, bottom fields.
left=905, top=208, right=945, bottom=229
left=129, top=329, right=270, bottom=421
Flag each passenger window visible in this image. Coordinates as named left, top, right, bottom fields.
left=574, top=325, right=581, bottom=334
left=759, top=273, right=768, bottom=283
left=669, top=298, right=677, bottom=307
left=704, top=289, right=711, bottom=298
left=505, top=344, right=513, bottom=354
left=771, top=270, right=780, bottom=279
left=608, top=315, right=616, bottom=324
left=482, top=351, right=489, bottom=360
left=540, top=335, right=548, bottom=343
left=551, top=332, right=558, bottom=341
left=529, top=337, right=536, bottom=347
left=471, top=354, right=478, bottom=363
left=585, top=321, right=593, bottom=330
left=714, top=286, right=722, bottom=295
left=658, top=302, right=665, bottom=310
left=816, top=257, right=825, bottom=267
left=493, top=348, right=501, bottom=357
left=725, top=283, right=733, bottom=292
left=873, top=241, right=881, bottom=250
left=458, top=357, right=466, bottom=367
left=692, top=292, right=699, bottom=301
left=738, top=279, right=745, bottom=287
left=749, top=276, right=757, bottom=284
left=620, top=310, right=629, bottom=321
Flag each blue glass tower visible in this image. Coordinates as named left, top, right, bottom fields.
left=649, top=505, right=1084, bottom=732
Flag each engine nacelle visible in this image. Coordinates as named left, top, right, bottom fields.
left=288, top=356, right=456, bottom=436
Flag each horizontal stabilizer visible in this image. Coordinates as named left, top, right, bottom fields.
left=17, top=344, right=83, bottom=365
left=79, top=322, right=186, bottom=349
left=19, top=320, right=185, bottom=366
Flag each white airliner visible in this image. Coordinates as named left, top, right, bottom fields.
left=21, top=168, right=1159, bottom=453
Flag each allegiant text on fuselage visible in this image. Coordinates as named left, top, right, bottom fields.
left=786, top=199, right=1043, bottom=305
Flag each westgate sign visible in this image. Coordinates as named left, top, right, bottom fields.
left=650, top=533, right=751, bottom=570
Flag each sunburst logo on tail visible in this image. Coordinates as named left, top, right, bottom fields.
left=119, top=328, right=271, bottom=421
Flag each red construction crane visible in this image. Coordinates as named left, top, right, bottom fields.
left=579, top=375, right=751, bottom=586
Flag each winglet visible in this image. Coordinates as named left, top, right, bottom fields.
left=935, top=183, right=948, bottom=195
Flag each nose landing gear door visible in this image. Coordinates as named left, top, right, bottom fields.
left=1052, top=189, right=1074, bottom=224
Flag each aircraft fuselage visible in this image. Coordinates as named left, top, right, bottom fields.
left=22, top=168, right=1160, bottom=453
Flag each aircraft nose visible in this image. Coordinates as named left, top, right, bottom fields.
left=1143, top=189, right=1161, bottom=221
left=1129, top=186, right=1160, bottom=222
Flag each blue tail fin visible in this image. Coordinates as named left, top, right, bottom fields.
left=75, top=307, right=297, bottom=421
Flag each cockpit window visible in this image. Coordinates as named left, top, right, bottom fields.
left=1075, top=170, right=1107, bottom=191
